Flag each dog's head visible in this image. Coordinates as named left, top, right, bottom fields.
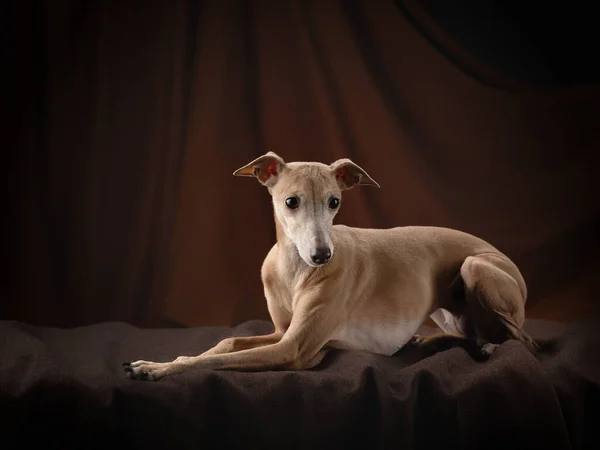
left=233, top=152, right=379, bottom=267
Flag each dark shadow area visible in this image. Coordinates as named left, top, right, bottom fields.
left=396, top=0, right=600, bottom=89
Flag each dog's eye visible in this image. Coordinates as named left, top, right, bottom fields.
left=329, top=197, right=340, bottom=209
left=285, top=197, right=300, bottom=209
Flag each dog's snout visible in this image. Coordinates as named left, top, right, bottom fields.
left=310, top=247, right=332, bottom=265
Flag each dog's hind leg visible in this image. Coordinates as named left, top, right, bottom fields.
left=411, top=309, right=464, bottom=343
left=410, top=309, right=487, bottom=355
left=460, top=254, right=538, bottom=354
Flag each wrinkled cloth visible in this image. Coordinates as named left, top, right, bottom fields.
left=1, top=319, right=598, bottom=450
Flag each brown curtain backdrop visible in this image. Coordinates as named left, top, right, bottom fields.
left=5, top=0, right=194, bottom=326
left=4, top=0, right=599, bottom=329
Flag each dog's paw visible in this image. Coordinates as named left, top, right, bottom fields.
left=479, top=343, right=499, bottom=358
left=122, top=360, right=165, bottom=381
left=409, top=334, right=427, bottom=345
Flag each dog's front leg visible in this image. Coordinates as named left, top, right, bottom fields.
left=195, top=285, right=293, bottom=358
left=199, top=332, right=284, bottom=357
left=125, top=293, right=341, bottom=381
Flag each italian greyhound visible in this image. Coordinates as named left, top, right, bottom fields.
left=124, top=152, right=537, bottom=381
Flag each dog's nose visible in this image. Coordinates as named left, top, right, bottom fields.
left=310, top=247, right=332, bottom=265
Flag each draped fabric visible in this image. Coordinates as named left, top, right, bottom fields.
left=4, top=0, right=599, bottom=328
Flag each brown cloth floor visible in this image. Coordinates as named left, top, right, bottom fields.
left=1, top=318, right=598, bottom=450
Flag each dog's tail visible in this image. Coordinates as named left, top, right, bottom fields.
left=519, top=329, right=540, bottom=353
left=496, top=311, right=540, bottom=354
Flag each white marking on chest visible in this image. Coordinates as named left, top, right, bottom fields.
left=329, top=318, right=423, bottom=356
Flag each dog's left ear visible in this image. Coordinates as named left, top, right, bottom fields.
left=330, top=158, right=380, bottom=190
left=232, top=152, right=286, bottom=187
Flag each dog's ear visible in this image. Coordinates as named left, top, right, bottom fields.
left=330, top=158, right=380, bottom=190
left=232, top=152, right=286, bottom=187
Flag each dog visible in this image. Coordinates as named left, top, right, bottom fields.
left=124, top=152, right=537, bottom=381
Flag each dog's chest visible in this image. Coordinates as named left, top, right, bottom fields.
left=329, top=318, right=423, bottom=356
left=278, top=260, right=314, bottom=312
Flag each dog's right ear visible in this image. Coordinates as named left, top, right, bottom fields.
left=232, top=152, right=286, bottom=187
